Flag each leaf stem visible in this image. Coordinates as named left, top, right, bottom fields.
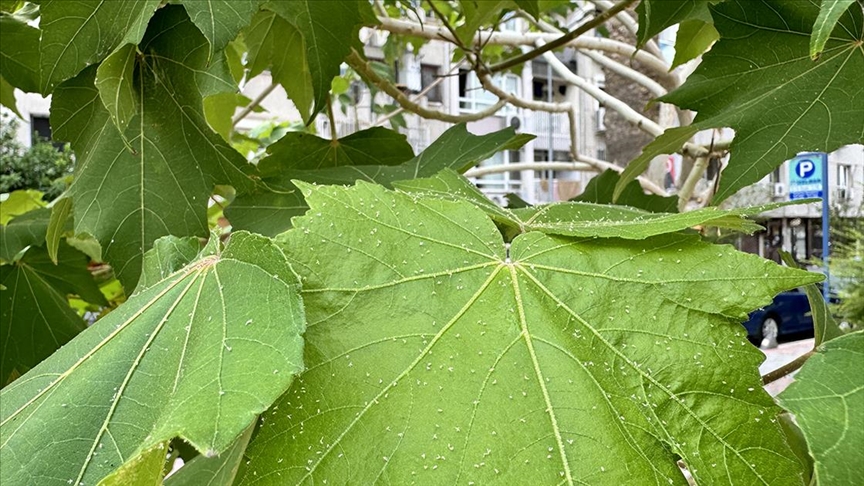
left=232, top=82, right=276, bottom=127
left=487, top=0, right=638, bottom=74
left=326, top=96, right=338, bottom=141
left=762, top=350, right=815, bottom=385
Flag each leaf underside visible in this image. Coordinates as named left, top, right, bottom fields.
left=0, top=232, right=305, bottom=486
left=234, top=181, right=818, bottom=485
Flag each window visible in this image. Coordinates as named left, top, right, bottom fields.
left=30, top=115, right=64, bottom=150
left=420, top=65, right=441, bottom=103
left=836, top=163, right=851, bottom=200
left=458, top=71, right=519, bottom=116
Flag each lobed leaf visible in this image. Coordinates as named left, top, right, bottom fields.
left=52, top=6, right=254, bottom=290
left=235, top=181, right=818, bottom=485
left=620, top=0, right=864, bottom=203
left=175, top=0, right=262, bottom=61
left=635, top=0, right=714, bottom=47
left=0, top=244, right=90, bottom=385
left=0, top=232, right=305, bottom=486
left=778, top=331, right=864, bottom=486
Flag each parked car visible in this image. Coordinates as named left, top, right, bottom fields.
left=743, top=287, right=840, bottom=348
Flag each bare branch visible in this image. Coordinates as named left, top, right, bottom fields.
left=477, top=73, right=571, bottom=112
left=586, top=0, right=664, bottom=59
left=232, top=82, right=277, bottom=126
left=374, top=66, right=454, bottom=127
left=375, top=16, right=678, bottom=87
left=346, top=49, right=507, bottom=123
left=540, top=40, right=665, bottom=137
left=677, top=155, right=708, bottom=211
left=488, top=0, right=639, bottom=74
left=579, top=50, right=666, bottom=98
left=464, top=161, right=593, bottom=177
left=762, top=351, right=814, bottom=385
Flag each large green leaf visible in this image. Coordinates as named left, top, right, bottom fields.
left=396, top=169, right=804, bottom=240
left=810, top=0, right=857, bottom=59
left=0, top=232, right=305, bottom=486
left=244, top=10, right=314, bottom=122
left=635, top=0, right=714, bottom=47
left=226, top=124, right=532, bottom=236
left=0, top=0, right=160, bottom=94
left=265, top=0, right=376, bottom=119
left=778, top=331, right=864, bottom=486
left=234, top=181, right=818, bottom=485
left=0, top=245, right=90, bottom=384
left=0, top=189, right=44, bottom=225
left=620, top=0, right=864, bottom=203
left=263, top=127, right=415, bottom=170
left=175, top=0, right=262, bottom=61
left=779, top=252, right=843, bottom=346
left=52, top=6, right=254, bottom=290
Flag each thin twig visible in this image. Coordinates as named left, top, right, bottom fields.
left=347, top=49, right=507, bottom=123
left=487, top=0, right=639, bottom=74
left=232, top=82, right=277, bottom=126
left=326, top=96, right=338, bottom=141
left=762, top=351, right=815, bottom=385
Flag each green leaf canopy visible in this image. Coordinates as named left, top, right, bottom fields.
left=778, top=331, right=864, bottom=486
left=620, top=0, right=864, bottom=203
left=0, top=0, right=160, bottom=94
left=0, top=244, right=91, bottom=385
left=0, top=232, right=305, bottom=486
left=235, top=181, right=818, bottom=485
left=226, top=124, right=531, bottom=237
left=635, top=0, right=713, bottom=47
left=51, top=5, right=254, bottom=290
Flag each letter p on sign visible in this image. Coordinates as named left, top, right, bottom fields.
left=796, top=159, right=815, bottom=178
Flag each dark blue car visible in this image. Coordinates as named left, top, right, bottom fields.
left=743, top=287, right=838, bottom=348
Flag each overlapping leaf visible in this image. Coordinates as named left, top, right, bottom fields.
left=635, top=0, right=714, bottom=47
left=811, top=0, right=857, bottom=59
left=226, top=124, right=531, bottom=236
left=0, top=208, right=50, bottom=261
left=396, top=169, right=804, bottom=240
left=234, top=181, right=817, bottom=485
left=571, top=169, right=679, bottom=213
left=165, top=425, right=253, bottom=486
left=244, top=10, right=313, bottom=121
left=0, top=244, right=91, bottom=385
left=264, top=0, right=376, bottom=119
left=52, top=6, right=254, bottom=290
left=0, top=0, right=160, bottom=94
left=0, top=232, right=305, bottom=486
left=619, top=0, right=864, bottom=202
left=778, top=331, right=864, bottom=486
left=176, top=0, right=262, bottom=60
left=0, top=75, right=18, bottom=116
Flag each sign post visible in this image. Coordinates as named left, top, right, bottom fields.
left=788, top=152, right=830, bottom=300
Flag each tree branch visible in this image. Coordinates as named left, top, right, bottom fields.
left=762, top=351, right=814, bottom=385
left=586, top=0, right=664, bottom=59
left=540, top=40, right=665, bottom=137
left=677, top=155, right=708, bottom=211
left=232, top=82, right=276, bottom=126
left=346, top=49, right=507, bottom=123
left=487, top=0, right=639, bottom=74
left=477, top=73, right=571, bottom=112
left=374, top=68, right=452, bottom=127
left=464, top=161, right=593, bottom=177
left=374, top=16, right=677, bottom=86
left=579, top=49, right=666, bottom=97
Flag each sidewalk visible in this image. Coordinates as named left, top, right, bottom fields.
left=759, top=338, right=814, bottom=396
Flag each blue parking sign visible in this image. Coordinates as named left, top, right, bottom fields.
left=788, top=152, right=826, bottom=199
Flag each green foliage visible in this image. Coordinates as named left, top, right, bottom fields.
left=620, top=0, right=864, bottom=202
left=831, top=226, right=864, bottom=326
left=234, top=181, right=818, bottom=485
left=778, top=331, right=864, bottom=486
left=810, top=0, right=857, bottom=59
left=0, top=114, right=74, bottom=200
left=0, top=1, right=860, bottom=484
left=0, top=232, right=305, bottom=486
